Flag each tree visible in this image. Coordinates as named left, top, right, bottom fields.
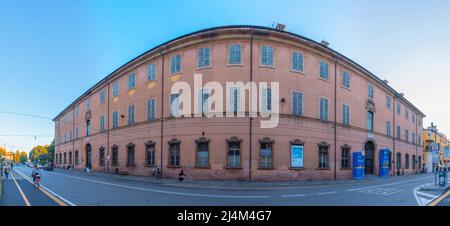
left=19, top=151, right=28, bottom=163
left=14, top=150, right=20, bottom=163
left=47, top=139, right=55, bottom=162
left=0, top=147, right=5, bottom=157
left=29, top=145, right=49, bottom=164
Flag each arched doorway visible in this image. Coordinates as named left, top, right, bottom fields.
left=364, top=141, right=375, bottom=175
left=86, top=143, right=92, bottom=169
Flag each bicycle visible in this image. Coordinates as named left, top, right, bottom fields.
left=34, top=174, right=41, bottom=188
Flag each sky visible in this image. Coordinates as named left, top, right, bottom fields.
left=0, top=0, right=449, bottom=153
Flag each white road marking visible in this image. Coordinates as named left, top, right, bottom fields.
left=358, top=188, right=403, bottom=195
left=281, top=194, right=307, bottom=198
left=317, top=191, right=337, bottom=195
left=347, top=176, right=433, bottom=192
left=22, top=169, right=269, bottom=199
left=14, top=169, right=77, bottom=206
left=415, top=191, right=438, bottom=199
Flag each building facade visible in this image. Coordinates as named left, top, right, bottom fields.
left=54, top=25, right=425, bottom=181
left=422, top=124, right=449, bottom=172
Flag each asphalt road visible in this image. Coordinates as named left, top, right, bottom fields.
left=2, top=165, right=441, bottom=206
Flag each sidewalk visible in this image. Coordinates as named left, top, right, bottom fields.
left=51, top=168, right=430, bottom=190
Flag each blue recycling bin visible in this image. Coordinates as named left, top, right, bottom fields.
left=379, top=148, right=390, bottom=177
left=353, top=151, right=365, bottom=180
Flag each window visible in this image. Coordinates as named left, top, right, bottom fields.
left=396, top=152, right=402, bottom=169
left=386, top=96, right=392, bottom=109
left=405, top=154, right=410, bottom=169
left=342, top=71, right=350, bottom=88
left=367, top=111, right=374, bottom=131
left=148, top=63, right=156, bottom=81
left=196, top=137, right=210, bottom=168
left=405, top=109, right=409, bottom=119
left=128, top=73, right=136, bottom=90
left=319, top=61, right=329, bottom=79
left=100, top=115, right=105, bottom=132
left=169, top=139, right=181, bottom=166
left=397, top=125, right=401, bottom=139
left=229, top=87, right=241, bottom=114
left=75, top=127, right=79, bottom=139
left=259, top=137, right=274, bottom=169
left=292, top=51, right=304, bottom=72
left=75, top=150, right=79, bottom=165
left=261, top=88, right=272, bottom=112
left=86, top=120, right=91, bottom=136
left=318, top=142, right=329, bottom=169
left=228, top=44, right=242, bottom=65
left=412, top=155, right=416, bottom=169
left=170, top=54, right=181, bottom=74
left=412, top=114, right=416, bottom=124
left=368, top=84, right=374, bottom=99
left=69, top=152, right=72, bottom=165
left=170, top=93, right=180, bottom=117
left=145, top=141, right=156, bottom=166
left=292, top=92, right=303, bottom=116
left=319, top=98, right=329, bottom=120
left=86, top=98, right=91, bottom=111
left=342, top=104, right=350, bottom=126
left=99, top=147, right=105, bottom=166
left=198, top=89, right=211, bottom=114
left=69, top=131, right=72, bottom=141
left=261, top=45, right=274, bottom=66
left=128, top=105, right=135, bottom=125
left=198, top=47, right=210, bottom=68
left=386, top=121, right=392, bottom=137
left=147, top=99, right=155, bottom=121
left=127, top=143, right=135, bottom=167
left=64, top=132, right=66, bottom=142
left=397, top=102, right=401, bottom=115
left=75, top=107, right=79, bottom=118
left=112, top=145, right=119, bottom=165
left=112, top=80, right=119, bottom=97
left=412, top=132, right=416, bottom=144
left=112, top=111, right=118, bottom=129
left=405, top=129, right=409, bottom=142
left=100, top=88, right=106, bottom=104
left=64, top=152, right=67, bottom=164
left=341, top=144, right=351, bottom=169
left=227, top=136, right=242, bottom=168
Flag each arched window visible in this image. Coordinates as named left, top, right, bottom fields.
left=341, top=144, right=351, bottom=169
left=64, top=152, right=67, bottom=164
left=69, top=152, right=72, bottom=165
left=259, top=137, right=274, bottom=169
left=75, top=150, right=79, bottom=165
left=367, top=111, right=374, bottom=131
left=99, top=147, right=105, bottom=166
left=227, top=136, right=242, bottom=168
left=127, top=143, right=135, bottom=167
left=145, top=140, right=156, bottom=166
left=111, top=145, right=119, bottom=166
left=318, top=142, right=330, bottom=169
left=196, top=137, right=210, bottom=168
left=396, top=152, right=402, bottom=169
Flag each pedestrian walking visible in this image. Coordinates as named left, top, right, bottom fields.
left=178, top=169, right=185, bottom=182
left=4, top=165, right=10, bottom=179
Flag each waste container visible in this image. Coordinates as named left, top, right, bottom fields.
left=439, top=170, right=447, bottom=187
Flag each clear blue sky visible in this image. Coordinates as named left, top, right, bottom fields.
left=1, top=0, right=449, bottom=153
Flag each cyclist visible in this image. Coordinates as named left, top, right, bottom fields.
left=31, top=165, right=41, bottom=188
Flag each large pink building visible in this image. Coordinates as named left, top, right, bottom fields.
left=53, top=25, right=425, bottom=181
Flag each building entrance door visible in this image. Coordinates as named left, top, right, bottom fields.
left=364, top=141, right=375, bottom=174
left=86, top=143, right=92, bottom=169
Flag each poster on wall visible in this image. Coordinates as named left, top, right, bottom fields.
left=291, top=145, right=304, bottom=168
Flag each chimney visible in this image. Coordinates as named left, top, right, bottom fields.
left=275, top=23, right=286, bottom=31
left=320, top=40, right=329, bottom=47
left=383, top=80, right=388, bottom=84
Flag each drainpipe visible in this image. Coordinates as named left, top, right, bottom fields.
left=248, top=29, right=254, bottom=182
left=334, top=53, right=339, bottom=180
left=160, top=50, right=165, bottom=178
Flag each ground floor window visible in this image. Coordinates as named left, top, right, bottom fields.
left=145, top=140, right=156, bottom=166
left=412, top=154, right=416, bottom=169
left=405, top=154, right=410, bottom=169
left=196, top=137, right=210, bottom=168
left=169, top=138, right=181, bottom=166
left=99, top=147, right=105, bottom=166
left=259, top=137, right=274, bottom=169
left=112, top=145, right=119, bottom=166
left=75, top=151, right=79, bottom=165
left=127, top=143, right=135, bottom=167
left=64, top=152, right=67, bottom=164
left=318, top=142, right=330, bottom=169
left=227, top=136, right=242, bottom=168
left=341, top=144, right=351, bottom=169
left=396, top=152, right=402, bottom=169
left=69, top=152, right=72, bottom=165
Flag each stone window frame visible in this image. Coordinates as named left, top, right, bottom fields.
left=168, top=138, right=181, bottom=167
left=145, top=140, right=156, bottom=167
left=126, top=143, right=136, bottom=167
left=226, top=136, right=243, bottom=169
left=195, top=136, right=211, bottom=168
left=318, top=141, right=330, bottom=169
left=341, top=144, right=351, bottom=170
left=111, top=144, right=119, bottom=166
left=259, top=137, right=275, bottom=170
left=99, top=146, right=105, bottom=166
